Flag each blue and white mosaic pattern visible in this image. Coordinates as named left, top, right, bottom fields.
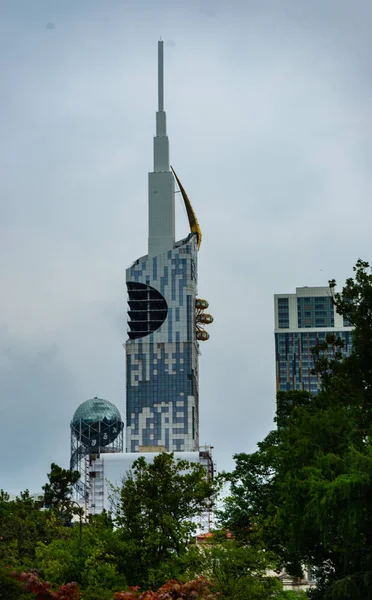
left=125, top=234, right=199, bottom=452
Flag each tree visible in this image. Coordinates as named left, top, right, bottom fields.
left=188, top=534, right=306, bottom=600
left=35, top=512, right=126, bottom=600
left=114, top=578, right=217, bottom=600
left=221, top=260, right=372, bottom=600
left=0, top=566, right=31, bottom=600
left=0, top=487, right=77, bottom=599
left=111, top=452, right=216, bottom=589
left=10, top=571, right=81, bottom=600
left=0, top=489, right=64, bottom=569
left=43, top=463, right=80, bottom=522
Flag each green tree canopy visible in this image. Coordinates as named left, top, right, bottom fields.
left=111, top=452, right=216, bottom=588
left=36, top=512, right=126, bottom=600
left=0, top=489, right=64, bottom=599
left=43, top=463, right=80, bottom=522
left=186, top=533, right=306, bottom=600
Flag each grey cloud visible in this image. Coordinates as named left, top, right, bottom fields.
left=1, top=0, right=372, bottom=491
left=0, top=334, right=79, bottom=494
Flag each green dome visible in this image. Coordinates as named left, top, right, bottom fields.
left=71, top=397, right=123, bottom=449
left=72, top=397, right=121, bottom=425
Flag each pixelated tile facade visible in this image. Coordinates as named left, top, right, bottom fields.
left=125, top=234, right=199, bottom=452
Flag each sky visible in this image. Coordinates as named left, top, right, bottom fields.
left=1, top=0, right=372, bottom=494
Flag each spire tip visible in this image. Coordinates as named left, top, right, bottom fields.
left=158, top=39, right=164, bottom=112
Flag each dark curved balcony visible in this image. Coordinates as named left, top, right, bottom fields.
left=127, top=282, right=168, bottom=340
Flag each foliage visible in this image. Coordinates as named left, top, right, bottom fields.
left=1, top=453, right=311, bottom=600
left=189, top=535, right=305, bottom=600
left=111, top=452, right=216, bottom=588
left=43, top=463, right=80, bottom=523
left=221, top=260, right=372, bottom=599
left=0, top=489, right=63, bottom=571
left=0, top=489, right=67, bottom=599
left=1, top=456, right=220, bottom=599
left=113, top=577, right=217, bottom=600
left=10, top=570, right=81, bottom=600
left=0, top=566, right=31, bottom=600
left=0, top=469, right=126, bottom=599
left=36, top=511, right=126, bottom=599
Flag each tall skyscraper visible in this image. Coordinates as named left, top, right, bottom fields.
left=125, top=41, right=212, bottom=453
left=274, top=286, right=353, bottom=394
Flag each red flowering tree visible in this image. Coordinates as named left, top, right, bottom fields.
left=11, top=572, right=217, bottom=600
left=10, top=571, right=81, bottom=600
left=114, top=577, right=217, bottom=600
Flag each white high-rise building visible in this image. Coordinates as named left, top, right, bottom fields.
left=274, top=286, right=353, bottom=393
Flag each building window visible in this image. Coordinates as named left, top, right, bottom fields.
left=277, top=297, right=289, bottom=328
left=297, top=296, right=334, bottom=328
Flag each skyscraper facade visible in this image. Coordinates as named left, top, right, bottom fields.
left=125, top=42, right=212, bottom=453
left=274, top=286, right=353, bottom=394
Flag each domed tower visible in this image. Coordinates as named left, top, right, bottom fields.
left=70, top=397, right=123, bottom=510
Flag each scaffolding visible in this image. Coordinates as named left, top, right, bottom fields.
left=198, top=445, right=216, bottom=532
left=70, top=417, right=123, bottom=512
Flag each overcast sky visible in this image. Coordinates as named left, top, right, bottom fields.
left=1, top=0, right=372, bottom=494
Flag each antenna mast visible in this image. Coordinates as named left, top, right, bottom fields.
left=158, top=40, right=164, bottom=112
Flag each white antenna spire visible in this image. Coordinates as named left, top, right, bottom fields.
left=148, top=40, right=175, bottom=257
left=154, top=39, right=168, bottom=166
left=156, top=40, right=167, bottom=139
left=158, top=39, right=164, bottom=112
